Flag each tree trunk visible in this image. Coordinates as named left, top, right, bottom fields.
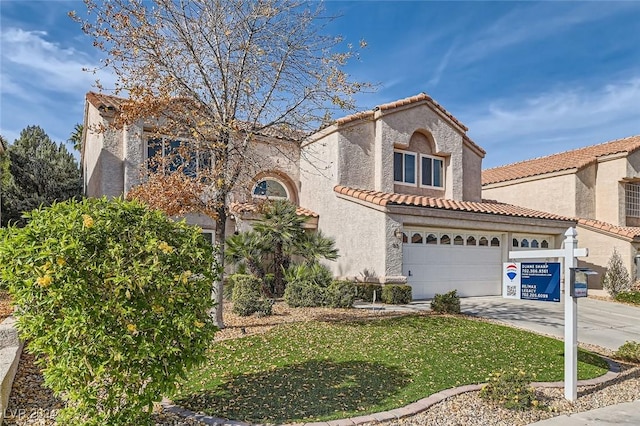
left=214, top=209, right=227, bottom=329
left=273, top=242, right=285, bottom=297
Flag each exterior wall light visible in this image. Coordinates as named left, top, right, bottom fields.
left=394, top=228, right=404, bottom=240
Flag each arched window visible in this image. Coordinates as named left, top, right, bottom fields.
left=541, top=240, right=549, bottom=248
left=521, top=239, right=529, bottom=248
left=253, top=178, right=289, bottom=199
left=479, top=237, right=489, bottom=246
left=426, top=234, right=438, bottom=244
left=466, top=236, right=477, bottom=246
left=491, top=237, right=501, bottom=247
left=531, top=239, right=539, bottom=248
left=512, top=238, right=519, bottom=247
left=411, top=232, right=423, bottom=244
left=440, top=234, right=451, bottom=245
left=454, top=235, right=464, bottom=245
left=402, top=232, right=408, bottom=244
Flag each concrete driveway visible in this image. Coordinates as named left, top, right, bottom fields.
left=460, top=296, right=640, bottom=351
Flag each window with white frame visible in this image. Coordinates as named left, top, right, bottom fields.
left=394, top=150, right=416, bottom=185
left=420, top=155, right=444, bottom=188
left=253, top=178, right=289, bottom=200
left=626, top=183, right=640, bottom=217
left=394, top=149, right=444, bottom=189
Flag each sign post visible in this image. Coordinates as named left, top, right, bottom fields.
left=504, top=227, right=588, bottom=401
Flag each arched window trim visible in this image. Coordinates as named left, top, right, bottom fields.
left=252, top=177, right=290, bottom=200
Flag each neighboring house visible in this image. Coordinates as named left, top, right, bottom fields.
left=483, top=135, right=640, bottom=284
left=83, top=91, right=576, bottom=299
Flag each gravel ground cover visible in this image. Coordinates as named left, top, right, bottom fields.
left=4, top=302, right=640, bottom=425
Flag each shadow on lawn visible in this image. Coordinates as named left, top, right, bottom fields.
left=175, top=359, right=411, bottom=423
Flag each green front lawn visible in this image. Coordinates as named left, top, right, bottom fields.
left=172, top=315, right=608, bottom=423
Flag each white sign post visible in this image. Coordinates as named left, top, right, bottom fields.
left=506, top=227, right=588, bottom=401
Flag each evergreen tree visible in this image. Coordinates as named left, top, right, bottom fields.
left=1, top=126, right=82, bottom=227
left=602, top=248, right=631, bottom=297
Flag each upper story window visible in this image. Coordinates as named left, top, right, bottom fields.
left=394, top=151, right=416, bottom=185
left=394, top=149, right=444, bottom=189
left=626, top=183, right=640, bottom=218
left=147, top=137, right=211, bottom=177
left=253, top=178, right=289, bottom=200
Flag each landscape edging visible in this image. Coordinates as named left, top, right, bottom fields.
left=0, top=316, right=23, bottom=423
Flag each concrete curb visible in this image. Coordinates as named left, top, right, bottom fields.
left=161, top=358, right=622, bottom=425
left=0, top=316, right=23, bottom=423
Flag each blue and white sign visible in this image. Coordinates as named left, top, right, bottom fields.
left=503, top=262, right=561, bottom=302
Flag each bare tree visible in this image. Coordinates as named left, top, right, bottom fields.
left=73, top=0, right=369, bottom=327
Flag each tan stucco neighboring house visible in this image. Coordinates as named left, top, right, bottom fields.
left=83, top=91, right=576, bottom=300
left=482, top=135, right=640, bottom=284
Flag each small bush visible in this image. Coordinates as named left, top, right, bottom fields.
left=602, top=248, right=631, bottom=297
left=0, top=197, right=217, bottom=425
left=615, top=341, right=640, bottom=363
left=284, top=263, right=333, bottom=288
left=615, top=291, right=640, bottom=305
left=355, top=283, right=383, bottom=302
left=431, top=290, right=461, bottom=314
left=231, top=274, right=273, bottom=317
left=381, top=285, right=412, bottom=304
left=326, top=280, right=356, bottom=308
left=284, top=280, right=327, bottom=307
left=479, top=368, right=541, bottom=411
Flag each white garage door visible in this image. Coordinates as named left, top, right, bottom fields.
left=402, top=231, right=502, bottom=300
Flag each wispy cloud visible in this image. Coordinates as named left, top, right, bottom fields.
left=466, top=76, right=640, bottom=167
left=428, top=39, right=459, bottom=87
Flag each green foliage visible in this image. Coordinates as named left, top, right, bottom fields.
left=354, top=283, right=382, bottom=302
left=431, top=290, right=461, bottom=314
left=1, top=126, right=82, bottom=227
left=381, top=285, right=412, bottom=305
left=479, top=368, right=541, bottom=411
left=284, top=281, right=327, bottom=308
left=227, top=200, right=339, bottom=297
left=173, top=316, right=606, bottom=423
left=615, top=341, right=640, bottom=363
left=602, top=248, right=631, bottom=297
left=0, top=197, right=218, bottom=425
left=284, top=262, right=333, bottom=288
left=326, top=280, right=356, bottom=308
left=615, top=290, right=640, bottom=305
left=230, top=274, right=273, bottom=317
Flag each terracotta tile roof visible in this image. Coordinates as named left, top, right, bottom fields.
left=578, top=218, right=640, bottom=241
left=334, top=93, right=485, bottom=155
left=229, top=202, right=318, bottom=218
left=483, top=135, right=640, bottom=186
left=334, top=185, right=573, bottom=221
left=85, top=92, right=305, bottom=141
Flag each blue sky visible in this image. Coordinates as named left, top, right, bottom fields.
left=1, top=1, right=639, bottom=168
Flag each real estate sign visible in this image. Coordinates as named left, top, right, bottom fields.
left=503, top=262, right=561, bottom=302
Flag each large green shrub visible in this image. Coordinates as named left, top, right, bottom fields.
left=381, top=285, right=412, bottom=304
left=354, top=283, right=383, bottom=302
left=602, top=248, right=631, bottom=297
left=431, top=290, right=461, bottom=314
left=230, top=274, right=273, bottom=317
left=0, top=197, right=218, bottom=425
left=283, top=263, right=333, bottom=307
left=326, top=280, right=356, bottom=308
left=615, top=341, right=640, bottom=363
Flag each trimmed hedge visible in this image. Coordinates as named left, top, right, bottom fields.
left=431, top=290, right=461, bottom=314
left=230, top=274, right=273, bottom=317
left=381, top=285, right=412, bottom=304
left=284, top=280, right=327, bottom=307
left=355, top=283, right=383, bottom=302
left=326, top=280, right=356, bottom=308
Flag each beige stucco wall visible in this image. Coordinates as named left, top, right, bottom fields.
left=483, top=172, right=579, bottom=217
left=595, top=156, right=626, bottom=226
left=337, top=122, right=376, bottom=190
left=576, top=226, right=636, bottom=289
left=462, top=143, right=483, bottom=202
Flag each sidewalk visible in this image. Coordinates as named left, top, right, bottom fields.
left=527, top=399, right=640, bottom=425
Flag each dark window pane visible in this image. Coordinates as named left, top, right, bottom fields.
left=394, top=152, right=403, bottom=182
left=422, top=157, right=432, bottom=186
left=491, top=237, right=501, bottom=247
left=433, top=159, right=443, bottom=187
left=426, top=234, right=437, bottom=244
left=440, top=234, right=450, bottom=245
left=405, top=154, right=415, bottom=184
left=411, top=233, right=423, bottom=244
left=454, top=235, right=464, bottom=245
left=479, top=237, right=489, bottom=246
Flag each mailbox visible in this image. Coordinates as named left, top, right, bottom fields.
left=569, top=267, right=597, bottom=298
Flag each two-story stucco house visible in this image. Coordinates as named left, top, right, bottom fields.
left=83, top=91, right=576, bottom=299
left=483, top=135, right=640, bottom=283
